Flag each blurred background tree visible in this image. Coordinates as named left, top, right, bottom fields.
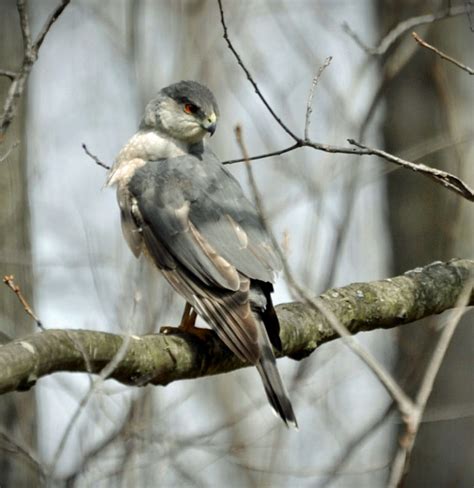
left=0, top=1, right=37, bottom=486
left=379, top=1, right=474, bottom=485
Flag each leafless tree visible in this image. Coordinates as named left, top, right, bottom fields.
left=1, top=1, right=472, bottom=487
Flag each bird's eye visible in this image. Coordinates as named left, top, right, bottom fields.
left=184, top=103, right=199, bottom=115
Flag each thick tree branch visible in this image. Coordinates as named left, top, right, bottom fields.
left=0, top=259, right=472, bottom=395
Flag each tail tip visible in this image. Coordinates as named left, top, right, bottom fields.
left=269, top=405, right=299, bottom=430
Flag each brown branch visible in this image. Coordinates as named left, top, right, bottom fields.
left=82, top=143, right=111, bottom=170
left=343, top=4, right=469, bottom=56
left=0, top=259, right=471, bottom=396
left=347, top=139, right=474, bottom=202
left=222, top=142, right=302, bottom=165
left=216, top=0, right=474, bottom=203
left=0, top=0, right=71, bottom=138
left=2, top=275, right=44, bottom=330
left=412, top=31, right=474, bottom=75
left=223, top=136, right=474, bottom=202
left=217, top=0, right=298, bottom=141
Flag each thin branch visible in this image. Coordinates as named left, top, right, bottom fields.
left=82, top=143, right=111, bottom=170
left=47, top=333, right=133, bottom=478
left=222, top=142, right=302, bottom=165
left=0, top=0, right=71, bottom=137
left=343, top=4, right=468, bottom=56
left=3, top=275, right=44, bottom=330
left=304, top=56, right=332, bottom=140
left=217, top=0, right=298, bottom=141
left=16, top=0, right=33, bottom=55
left=235, top=127, right=433, bottom=418
left=215, top=0, right=474, bottom=203
left=234, top=125, right=266, bottom=221
left=347, top=139, right=474, bottom=202
left=412, top=31, right=474, bottom=75
left=223, top=136, right=474, bottom=202
left=388, top=279, right=473, bottom=487
left=32, top=0, right=70, bottom=52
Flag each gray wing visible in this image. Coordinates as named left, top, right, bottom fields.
left=122, top=150, right=296, bottom=426
left=127, top=150, right=281, bottom=291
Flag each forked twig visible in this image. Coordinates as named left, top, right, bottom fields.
left=216, top=0, right=474, bottom=203
left=0, top=0, right=71, bottom=137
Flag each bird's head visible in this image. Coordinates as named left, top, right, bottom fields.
left=141, top=80, right=219, bottom=144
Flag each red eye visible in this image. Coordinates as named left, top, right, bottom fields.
left=184, top=103, right=198, bottom=114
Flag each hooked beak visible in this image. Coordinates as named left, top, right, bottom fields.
left=202, top=112, right=217, bottom=136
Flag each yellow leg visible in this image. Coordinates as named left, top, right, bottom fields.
left=160, top=302, right=212, bottom=341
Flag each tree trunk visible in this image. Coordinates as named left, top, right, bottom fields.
left=379, top=1, right=474, bottom=485
left=0, top=1, right=38, bottom=486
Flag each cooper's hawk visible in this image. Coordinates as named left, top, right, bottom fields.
left=107, top=81, right=297, bottom=428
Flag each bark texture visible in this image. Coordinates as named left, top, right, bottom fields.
left=0, top=259, right=472, bottom=396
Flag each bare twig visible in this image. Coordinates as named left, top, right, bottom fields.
left=217, top=0, right=298, bottom=141
left=347, top=139, right=474, bottom=202
left=222, top=142, right=302, bottom=165
left=47, top=333, right=133, bottom=478
left=412, top=31, right=474, bottom=75
left=223, top=136, right=474, bottom=202
left=235, top=127, right=415, bottom=417
left=216, top=0, right=474, bottom=203
left=0, top=0, right=71, bottom=137
left=304, top=56, right=332, bottom=140
left=234, top=125, right=266, bottom=221
left=236, top=128, right=473, bottom=484
left=388, top=279, right=473, bottom=487
left=82, top=143, right=111, bottom=170
left=32, top=0, right=70, bottom=53
left=313, top=298, right=414, bottom=416
left=343, top=4, right=468, bottom=56
left=3, top=275, right=44, bottom=330
left=16, top=0, right=33, bottom=55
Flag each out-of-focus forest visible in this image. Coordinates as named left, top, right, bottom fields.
left=0, top=0, right=473, bottom=487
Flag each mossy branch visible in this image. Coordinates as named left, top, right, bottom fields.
left=0, top=259, right=472, bottom=395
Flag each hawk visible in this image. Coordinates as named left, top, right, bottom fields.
left=107, top=81, right=297, bottom=428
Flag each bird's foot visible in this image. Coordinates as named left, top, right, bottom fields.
left=160, top=324, right=214, bottom=342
